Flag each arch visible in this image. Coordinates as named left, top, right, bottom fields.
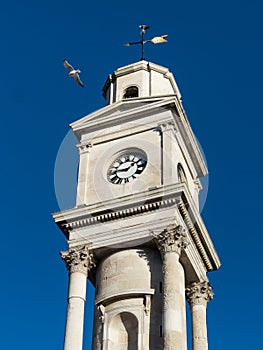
left=123, top=86, right=139, bottom=99
left=178, top=163, right=188, bottom=184
left=108, top=312, right=138, bottom=350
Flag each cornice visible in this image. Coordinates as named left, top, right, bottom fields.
left=56, top=194, right=179, bottom=235
left=178, top=199, right=213, bottom=271
left=53, top=183, right=220, bottom=272
left=70, top=96, right=177, bottom=140
left=53, top=183, right=181, bottom=223
left=178, top=196, right=221, bottom=271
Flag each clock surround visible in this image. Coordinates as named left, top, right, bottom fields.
left=107, top=149, right=147, bottom=185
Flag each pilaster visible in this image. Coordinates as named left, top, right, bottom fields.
left=157, top=121, right=177, bottom=185
left=76, top=143, right=93, bottom=206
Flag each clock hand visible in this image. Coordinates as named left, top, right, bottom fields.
left=117, top=162, right=135, bottom=172
left=118, top=166, right=131, bottom=172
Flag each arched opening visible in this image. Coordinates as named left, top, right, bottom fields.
left=108, top=312, right=138, bottom=350
left=123, top=86, right=139, bottom=99
left=178, top=163, right=188, bottom=184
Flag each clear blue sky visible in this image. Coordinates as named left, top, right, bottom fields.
left=1, top=0, right=262, bottom=349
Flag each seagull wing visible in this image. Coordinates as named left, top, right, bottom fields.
left=74, top=73, right=84, bottom=87
left=63, top=59, right=74, bottom=72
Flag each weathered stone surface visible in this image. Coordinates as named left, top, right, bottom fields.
left=186, top=281, right=214, bottom=350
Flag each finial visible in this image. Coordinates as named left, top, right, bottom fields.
left=124, top=25, right=168, bottom=61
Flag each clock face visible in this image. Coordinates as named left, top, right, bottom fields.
left=108, top=153, right=147, bottom=184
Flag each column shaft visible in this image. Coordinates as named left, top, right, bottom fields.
left=163, top=252, right=187, bottom=350
left=191, top=303, right=208, bottom=350
left=64, top=272, right=87, bottom=350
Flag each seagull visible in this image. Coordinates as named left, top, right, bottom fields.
left=63, top=59, right=84, bottom=87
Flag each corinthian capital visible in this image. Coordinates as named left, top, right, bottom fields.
left=155, top=224, right=189, bottom=256
left=186, top=281, right=214, bottom=307
left=60, top=245, right=95, bottom=275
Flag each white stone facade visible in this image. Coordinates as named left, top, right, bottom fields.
left=93, top=249, right=162, bottom=350
left=102, top=61, right=181, bottom=104
left=53, top=60, right=221, bottom=350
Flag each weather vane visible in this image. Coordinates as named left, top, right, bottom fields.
left=124, top=25, right=168, bottom=61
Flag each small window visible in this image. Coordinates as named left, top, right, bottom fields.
left=123, top=86, right=139, bottom=99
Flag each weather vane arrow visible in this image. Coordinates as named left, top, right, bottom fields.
left=124, top=25, right=168, bottom=60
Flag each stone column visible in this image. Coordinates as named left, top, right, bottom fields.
left=61, top=245, right=95, bottom=350
left=156, top=224, right=189, bottom=350
left=186, top=281, right=214, bottom=350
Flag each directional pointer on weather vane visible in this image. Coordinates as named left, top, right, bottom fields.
left=124, top=25, right=168, bottom=61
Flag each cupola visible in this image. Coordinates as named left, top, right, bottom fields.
left=102, top=60, right=182, bottom=104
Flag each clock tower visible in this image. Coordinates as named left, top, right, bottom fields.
left=53, top=60, right=221, bottom=350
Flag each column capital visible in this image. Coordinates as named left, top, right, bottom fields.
left=156, top=120, right=176, bottom=133
left=60, top=245, right=95, bottom=275
left=77, top=142, right=93, bottom=154
left=155, top=224, right=189, bottom=256
left=186, top=281, right=214, bottom=307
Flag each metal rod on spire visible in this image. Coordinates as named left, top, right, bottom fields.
left=124, top=25, right=168, bottom=61
left=140, top=25, right=149, bottom=60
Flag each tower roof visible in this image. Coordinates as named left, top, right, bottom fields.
left=102, top=60, right=181, bottom=104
